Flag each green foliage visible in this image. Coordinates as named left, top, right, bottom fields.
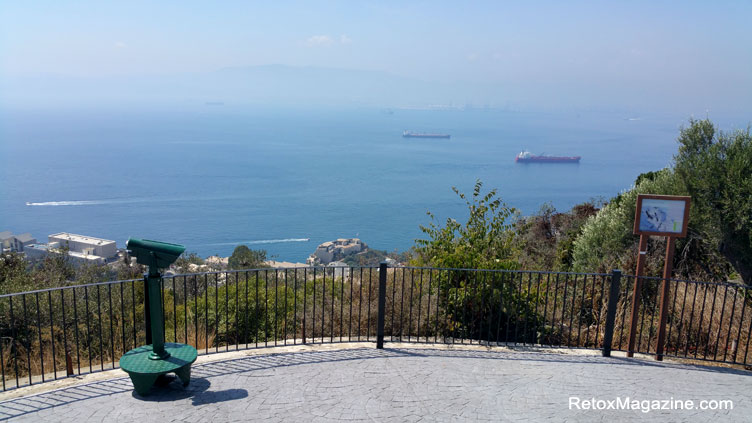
left=674, top=119, right=752, bottom=284
left=228, top=245, right=268, bottom=270
left=571, top=168, right=687, bottom=273
left=515, top=202, right=599, bottom=271
left=415, top=180, right=518, bottom=270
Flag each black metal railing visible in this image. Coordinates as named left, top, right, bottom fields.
left=0, top=266, right=750, bottom=391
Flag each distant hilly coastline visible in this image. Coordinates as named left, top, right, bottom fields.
left=0, top=64, right=506, bottom=108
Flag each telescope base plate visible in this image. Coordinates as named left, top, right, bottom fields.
left=120, top=343, right=197, bottom=396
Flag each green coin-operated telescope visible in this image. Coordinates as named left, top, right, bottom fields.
left=120, top=238, right=197, bottom=396
left=127, top=238, right=185, bottom=275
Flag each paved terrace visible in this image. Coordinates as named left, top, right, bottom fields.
left=0, top=344, right=749, bottom=422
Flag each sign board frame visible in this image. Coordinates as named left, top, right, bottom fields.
left=633, top=194, right=691, bottom=238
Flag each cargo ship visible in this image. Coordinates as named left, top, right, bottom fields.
left=403, top=131, right=451, bottom=139
left=515, top=151, right=581, bottom=163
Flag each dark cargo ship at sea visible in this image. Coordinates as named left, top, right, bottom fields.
left=403, top=131, right=451, bottom=139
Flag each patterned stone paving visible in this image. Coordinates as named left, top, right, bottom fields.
left=0, top=346, right=749, bottom=422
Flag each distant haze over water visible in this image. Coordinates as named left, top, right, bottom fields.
left=0, top=106, right=740, bottom=261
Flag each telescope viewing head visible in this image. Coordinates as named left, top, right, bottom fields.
left=126, top=238, right=185, bottom=275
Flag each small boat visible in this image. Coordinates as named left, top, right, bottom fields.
left=515, top=151, right=581, bottom=163
left=403, top=131, right=451, bottom=139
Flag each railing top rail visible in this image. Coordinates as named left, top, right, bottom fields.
left=622, top=274, right=751, bottom=289
left=0, top=278, right=143, bottom=299
left=163, top=265, right=373, bottom=278
left=396, top=266, right=612, bottom=276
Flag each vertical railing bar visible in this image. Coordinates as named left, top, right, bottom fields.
left=96, top=286, right=103, bottom=371
left=233, top=273, right=239, bottom=349
left=22, top=295, right=31, bottom=385
left=204, top=274, right=209, bottom=353
left=703, top=285, right=719, bottom=359
left=367, top=267, right=373, bottom=341
left=0, top=312, right=5, bottom=389
left=547, top=274, right=560, bottom=347
left=195, top=276, right=199, bottom=350
left=184, top=276, right=188, bottom=345
left=47, top=291, right=56, bottom=380
left=119, top=283, right=126, bottom=359
left=534, top=273, right=543, bottom=346
left=616, top=277, right=629, bottom=350
left=524, top=272, right=534, bottom=345
left=484, top=272, right=493, bottom=345
left=468, top=270, right=477, bottom=344
left=693, top=284, right=709, bottom=359
left=348, top=267, right=353, bottom=342
left=215, top=273, right=219, bottom=353
left=416, top=268, right=423, bottom=342
left=428, top=269, right=434, bottom=343
left=108, top=285, right=114, bottom=369
left=567, top=274, right=578, bottom=347
left=358, top=267, right=364, bottom=341
left=513, top=272, right=523, bottom=345
left=722, top=286, right=738, bottom=362
left=245, top=272, right=250, bottom=348
left=389, top=268, right=405, bottom=341
left=683, top=283, right=699, bottom=357
left=255, top=271, right=259, bottom=348
left=664, top=278, right=680, bottom=355
left=35, top=292, right=44, bottom=382
left=400, top=267, right=405, bottom=341
left=408, top=268, right=415, bottom=342
left=226, top=272, right=230, bottom=351
left=303, top=268, right=307, bottom=344
left=646, top=280, right=661, bottom=354
left=293, top=269, right=298, bottom=345
left=732, top=287, right=747, bottom=363
left=559, top=273, right=569, bottom=347
left=576, top=274, right=587, bottom=347
left=636, top=277, right=648, bottom=353
left=84, top=286, right=92, bottom=373
left=161, top=278, right=166, bottom=347
left=713, top=285, right=729, bottom=361
left=130, top=281, right=136, bottom=350
left=674, top=281, right=690, bottom=357
left=321, top=268, right=326, bottom=343
left=60, top=289, right=68, bottom=378
left=340, top=267, right=345, bottom=342
left=496, top=272, right=505, bottom=343
left=265, top=269, right=269, bottom=347
left=9, top=296, right=19, bottom=387
left=585, top=273, right=596, bottom=347
left=331, top=267, right=336, bottom=343
left=172, top=277, right=177, bottom=344
left=72, top=288, right=80, bottom=375
left=594, top=275, right=606, bottom=348
left=313, top=268, right=317, bottom=343
left=282, top=270, right=286, bottom=345
left=743, top=297, right=752, bottom=364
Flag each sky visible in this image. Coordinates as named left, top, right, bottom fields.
left=1, top=1, right=751, bottom=113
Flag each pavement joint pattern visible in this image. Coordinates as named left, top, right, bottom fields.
left=0, top=346, right=749, bottom=422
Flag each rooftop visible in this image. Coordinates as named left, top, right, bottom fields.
left=49, top=233, right=116, bottom=246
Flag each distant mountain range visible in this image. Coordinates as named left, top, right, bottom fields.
left=0, top=65, right=505, bottom=108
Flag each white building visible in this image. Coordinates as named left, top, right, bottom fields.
left=24, top=232, right=118, bottom=265
left=307, top=238, right=367, bottom=266
left=0, top=231, right=37, bottom=253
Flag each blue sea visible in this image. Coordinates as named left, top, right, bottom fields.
left=0, top=105, right=699, bottom=262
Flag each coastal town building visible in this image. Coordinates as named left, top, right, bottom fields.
left=0, top=231, right=37, bottom=253
left=24, top=232, right=118, bottom=265
left=307, top=238, right=367, bottom=266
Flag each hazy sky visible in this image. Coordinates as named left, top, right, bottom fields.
left=2, top=1, right=751, bottom=112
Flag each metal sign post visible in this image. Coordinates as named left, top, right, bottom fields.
left=627, top=195, right=690, bottom=360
